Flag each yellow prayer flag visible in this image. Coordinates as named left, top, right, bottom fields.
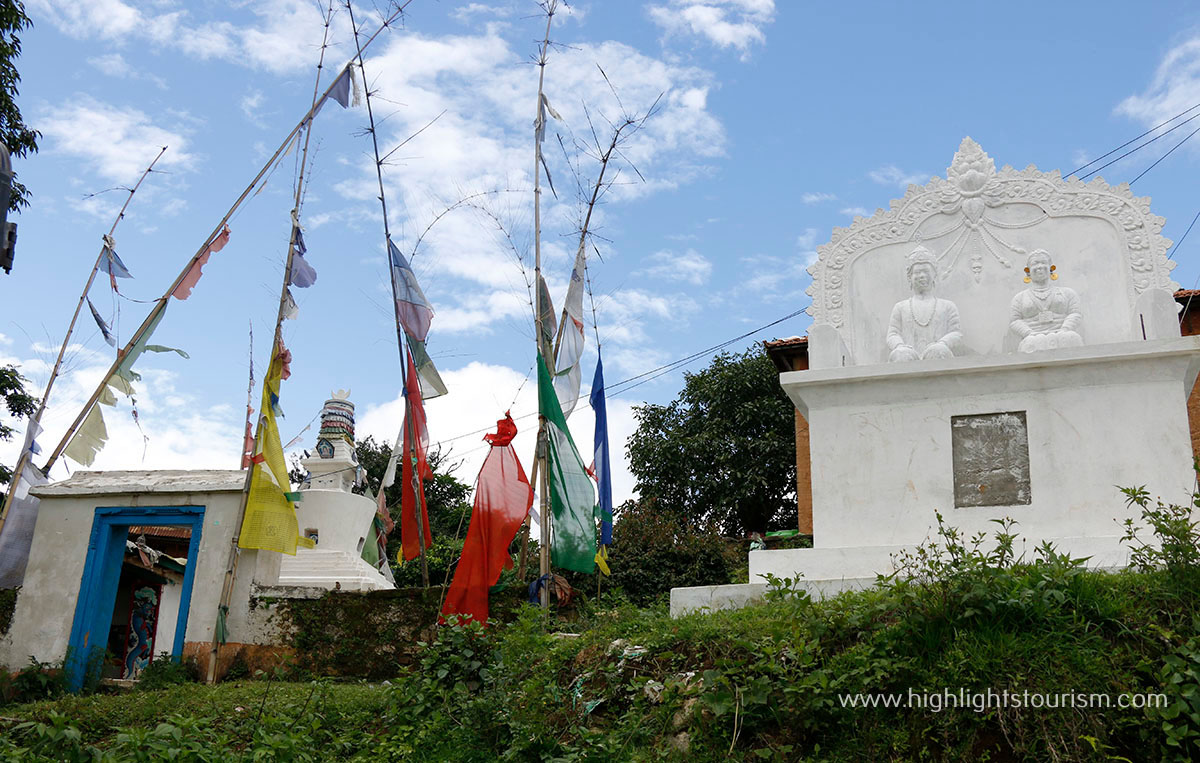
left=238, top=463, right=301, bottom=555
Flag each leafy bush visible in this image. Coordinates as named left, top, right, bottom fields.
left=135, top=653, right=201, bottom=691
left=605, top=499, right=734, bottom=604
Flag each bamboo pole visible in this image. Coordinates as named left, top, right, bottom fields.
left=206, top=1, right=341, bottom=685
left=204, top=2, right=412, bottom=684
left=37, top=5, right=409, bottom=480
left=0, top=147, right=167, bottom=535
left=345, top=0, right=430, bottom=586
left=531, top=0, right=557, bottom=611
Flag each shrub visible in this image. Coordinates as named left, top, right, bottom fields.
left=605, top=499, right=734, bottom=604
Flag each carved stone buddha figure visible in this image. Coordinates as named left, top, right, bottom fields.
left=1008, top=249, right=1082, bottom=353
left=887, top=245, right=963, bottom=362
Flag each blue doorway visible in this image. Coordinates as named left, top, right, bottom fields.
left=66, top=505, right=205, bottom=691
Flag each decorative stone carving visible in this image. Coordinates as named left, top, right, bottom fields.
left=804, top=137, right=1178, bottom=363
left=886, top=245, right=963, bottom=362
left=1008, top=249, right=1083, bottom=353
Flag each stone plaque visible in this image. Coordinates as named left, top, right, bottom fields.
left=951, top=411, right=1031, bottom=508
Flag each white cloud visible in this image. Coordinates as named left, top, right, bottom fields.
left=87, top=51, right=167, bottom=89
left=337, top=27, right=726, bottom=350
left=639, top=248, right=712, bottom=285
left=801, top=191, right=836, bottom=204
left=648, top=0, right=776, bottom=57
left=241, top=90, right=266, bottom=128
left=38, top=96, right=194, bottom=183
left=1118, top=37, right=1200, bottom=128
left=840, top=206, right=870, bottom=218
left=0, top=344, right=240, bottom=483
left=30, top=0, right=351, bottom=74
left=451, top=3, right=513, bottom=22
left=795, top=227, right=819, bottom=252
left=357, top=361, right=640, bottom=509
left=868, top=165, right=927, bottom=188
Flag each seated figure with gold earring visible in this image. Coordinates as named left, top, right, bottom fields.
left=1008, top=249, right=1083, bottom=353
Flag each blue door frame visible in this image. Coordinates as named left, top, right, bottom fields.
left=66, top=505, right=205, bottom=691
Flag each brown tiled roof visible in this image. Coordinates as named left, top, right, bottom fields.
left=763, top=335, right=808, bottom=349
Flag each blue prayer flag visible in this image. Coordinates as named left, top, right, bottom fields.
left=590, top=353, right=613, bottom=546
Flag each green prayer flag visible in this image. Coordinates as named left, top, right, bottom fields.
left=537, top=353, right=596, bottom=573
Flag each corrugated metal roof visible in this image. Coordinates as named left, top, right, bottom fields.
left=128, top=525, right=192, bottom=539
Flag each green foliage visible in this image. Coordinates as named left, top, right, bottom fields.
left=0, top=1, right=37, bottom=212
left=627, top=345, right=797, bottom=536
left=0, top=585, right=16, bottom=634
left=13, top=486, right=1200, bottom=760
left=1, top=658, right=66, bottom=706
left=354, top=435, right=473, bottom=575
left=605, top=498, right=735, bottom=604
left=0, top=363, right=35, bottom=485
left=135, top=654, right=201, bottom=692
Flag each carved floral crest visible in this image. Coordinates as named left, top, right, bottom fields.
left=806, top=137, right=1177, bottom=328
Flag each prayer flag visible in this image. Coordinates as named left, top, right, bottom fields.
left=389, top=239, right=433, bottom=342
left=406, top=332, right=447, bottom=399
left=238, top=343, right=308, bottom=554
left=289, top=226, right=317, bottom=288
left=115, top=303, right=168, bottom=383
left=553, top=245, right=587, bottom=417
left=400, top=348, right=433, bottom=561
left=98, top=244, right=132, bottom=279
left=537, top=275, right=556, bottom=356
left=282, top=289, right=300, bottom=320
left=591, top=354, right=613, bottom=547
left=329, top=65, right=352, bottom=108
left=88, top=298, right=116, bottom=347
left=64, top=404, right=108, bottom=467
left=173, top=224, right=229, bottom=300
left=441, top=413, right=533, bottom=624
left=537, top=353, right=596, bottom=573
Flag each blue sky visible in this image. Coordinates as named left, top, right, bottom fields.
left=3, top=0, right=1200, bottom=506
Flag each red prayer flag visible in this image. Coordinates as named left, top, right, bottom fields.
left=400, top=348, right=433, bottom=561
left=173, top=224, right=230, bottom=300
left=441, top=413, right=533, bottom=624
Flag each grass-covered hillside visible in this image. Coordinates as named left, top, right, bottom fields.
left=4, top=491, right=1200, bottom=761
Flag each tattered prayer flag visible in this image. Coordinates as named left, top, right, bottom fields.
left=400, top=348, right=433, bottom=561
left=405, top=332, right=447, bottom=399
left=537, top=275, right=556, bottom=356
left=143, top=345, right=190, bottom=359
left=441, top=413, right=533, bottom=624
left=290, top=253, right=317, bottom=288
left=64, top=404, right=108, bottom=467
left=98, top=245, right=132, bottom=279
left=282, top=289, right=300, bottom=320
left=388, top=240, right=433, bottom=342
left=553, top=245, right=587, bottom=418
left=173, top=224, right=230, bottom=300
left=115, top=303, right=168, bottom=383
left=537, top=353, right=596, bottom=573
left=591, top=353, right=614, bottom=547
left=88, top=298, right=116, bottom=347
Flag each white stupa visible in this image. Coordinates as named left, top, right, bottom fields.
left=275, top=390, right=393, bottom=591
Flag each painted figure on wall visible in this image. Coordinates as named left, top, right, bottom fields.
left=122, top=584, right=161, bottom=679
left=887, top=245, right=963, bottom=362
left=1008, top=249, right=1083, bottom=353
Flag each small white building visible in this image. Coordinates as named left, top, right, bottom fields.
left=1, top=394, right=391, bottom=687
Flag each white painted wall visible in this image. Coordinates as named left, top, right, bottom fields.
left=0, top=471, right=278, bottom=670
left=782, top=338, right=1200, bottom=551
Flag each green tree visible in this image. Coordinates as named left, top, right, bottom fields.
left=355, top=435, right=473, bottom=586
left=0, top=364, right=35, bottom=485
left=627, top=345, right=796, bottom=537
left=0, top=1, right=38, bottom=210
